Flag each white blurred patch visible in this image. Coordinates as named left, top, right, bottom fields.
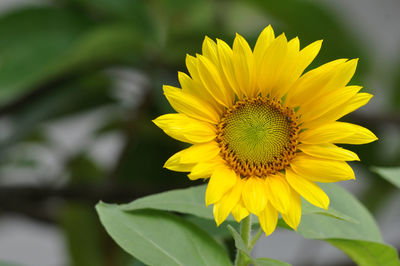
left=0, top=143, right=65, bottom=186
left=107, top=68, right=150, bottom=110
left=87, top=131, right=125, bottom=171
left=0, top=215, right=68, bottom=266
left=253, top=228, right=351, bottom=265
left=320, top=0, right=400, bottom=112
left=376, top=124, right=400, bottom=162
left=377, top=191, right=400, bottom=247
left=0, top=0, right=46, bottom=13
left=0, top=117, right=13, bottom=142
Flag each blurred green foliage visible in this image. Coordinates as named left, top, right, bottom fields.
left=0, top=0, right=398, bottom=266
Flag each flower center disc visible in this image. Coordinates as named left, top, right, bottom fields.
left=217, top=97, right=299, bottom=177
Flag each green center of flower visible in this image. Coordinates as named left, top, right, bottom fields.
left=223, top=103, right=290, bottom=163
left=217, top=97, right=299, bottom=177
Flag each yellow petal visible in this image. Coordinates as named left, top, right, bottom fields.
left=216, top=39, right=241, bottom=96
left=213, top=176, right=244, bottom=226
left=281, top=187, right=302, bottom=230
left=164, top=153, right=194, bottom=172
left=335, top=93, right=373, bottom=120
left=188, top=157, right=225, bottom=180
left=184, top=55, right=221, bottom=109
left=298, top=143, right=360, bottom=161
left=178, top=71, right=223, bottom=114
left=165, top=142, right=220, bottom=168
left=322, top=59, right=358, bottom=94
left=269, top=37, right=299, bottom=99
left=290, top=154, right=355, bottom=183
left=253, top=25, right=275, bottom=96
left=202, top=36, right=218, bottom=63
left=205, top=167, right=237, bottom=206
left=242, top=177, right=268, bottom=214
left=286, top=169, right=330, bottom=209
left=153, top=113, right=216, bottom=144
left=178, top=71, right=197, bottom=95
left=257, top=34, right=288, bottom=97
left=299, top=85, right=362, bottom=123
left=203, top=37, right=236, bottom=102
left=300, top=122, right=359, bottom=144
left=297, top=40, right=323, bottom=71
left=177, top=71, right=201, bottom=97
left=302, top=93, right=373, bottom=129
left=334, top=124, right=378, bottom=145
left=301, top=122, right=378, bottom=145
left=285, top=59, right=347, bottom=106
left=197, top=55, right=234, bottom=108
left=163, top=85, right=220, bottom=124
left=258, top=202, right=278, bottom=236
left=265, top=174, right=291, bottom=214
left=277, top=40, right=323, bottom=100
left=231, top=199, right=250, bottom=222
left=233, top=33, right=256, bottom=97
left=165, top=162, right=193, bottom=172
left=186, top=54, right=201, bottom=82
left=253, top=25, right=275, bottom=64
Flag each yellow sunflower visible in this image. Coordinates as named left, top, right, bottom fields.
left=153, top=25, right=377, bottom=235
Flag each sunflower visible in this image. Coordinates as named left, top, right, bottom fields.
left=153, top=25, right=377, bottom=235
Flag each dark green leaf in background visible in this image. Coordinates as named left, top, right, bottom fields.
left=61, top=204, right=103, bottom=266
left=0, top=7, right=147, bottom=107
left=245, top=0, right=368, bottom=66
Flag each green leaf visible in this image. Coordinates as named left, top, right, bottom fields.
left=327, top=239, right=400, bottom=266
left=371, top=166, right=400, bottom=188
left=96, top=202, right=232, bottom=266
left=302, top=199, right=358, bottom=223
left=117, top=184, right=399, bottom=265
left=298, top=183, right=381, bottom=241
left=297, top=183, right=400, bottom=265
left=255, top=258, right=291, bottom=266
left=186, top=216, right=239, bottom=239
left=227, top=225, right=252, bottom=258
left=119, top=185, right=214, bottom=220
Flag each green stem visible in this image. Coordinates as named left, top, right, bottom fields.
left=248, top=227, right=263, bottom=251
left=234, top=215, right=252, bottom=266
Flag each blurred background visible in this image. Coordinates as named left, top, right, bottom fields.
left=0, top=0, right=399, bottom=265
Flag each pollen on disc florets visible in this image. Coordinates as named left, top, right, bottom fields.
left=216, top=96, right=300, bottom=177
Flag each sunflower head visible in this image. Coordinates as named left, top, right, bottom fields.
left=153, top=25, right=377, bottom=235
left=216, top=96, right=300, bottom=177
